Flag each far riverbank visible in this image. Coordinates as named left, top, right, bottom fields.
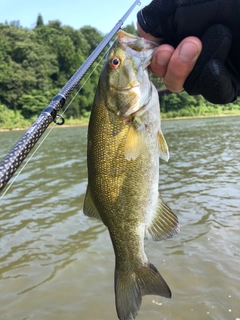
left=1, top=112, right=240, bottom=132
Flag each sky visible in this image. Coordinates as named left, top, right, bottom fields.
left=1, top=0, right=150, bottom=34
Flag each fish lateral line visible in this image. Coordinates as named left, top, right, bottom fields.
left=84, top=27, right=178, bottom=320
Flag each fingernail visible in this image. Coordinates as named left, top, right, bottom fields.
left=157, top=50, right=172, bottom=66
left=179, top=42, right=199, bottom=63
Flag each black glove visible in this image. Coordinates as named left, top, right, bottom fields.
left=137, top=0, right=240, bottom=104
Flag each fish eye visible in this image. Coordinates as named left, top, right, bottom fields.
left=109, top=56, right=121, bottom=69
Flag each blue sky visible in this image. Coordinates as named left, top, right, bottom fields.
left=1, top=0, right=150, bottom=34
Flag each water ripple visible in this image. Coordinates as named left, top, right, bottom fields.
left=0, top=119, right=240, bottom=319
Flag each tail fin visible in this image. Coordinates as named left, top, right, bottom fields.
left=115, top=262, right=171, bottom=320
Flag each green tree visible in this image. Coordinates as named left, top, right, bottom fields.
left=36, top=14, right=44, bottom=27
left=80, top=26, right=104, bottom=55
left=0, top=16, right=239, bottom=128
left=123, top=22, right=139, bottom=36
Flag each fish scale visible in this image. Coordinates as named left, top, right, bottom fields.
left=83, top=30, right=179, bottom=320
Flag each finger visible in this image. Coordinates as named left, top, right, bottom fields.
left=137, top=22, right=161, bottom=42
left=137, top=22, right=173, bottom=77
left=149, top=44, right=175, bottom=77
left=162, top=37, right=202, bottom=92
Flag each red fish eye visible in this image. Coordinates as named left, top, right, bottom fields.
left=109, top=56, right=121, bottom=69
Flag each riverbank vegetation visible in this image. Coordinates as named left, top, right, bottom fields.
left=0, top=16, right=240, bottom=130
left=159, top=90, right=240, bottom=119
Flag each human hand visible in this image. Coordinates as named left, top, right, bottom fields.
left=137, top=23, right=202, bottom=93
left=137, top=0, right=240, bottom=104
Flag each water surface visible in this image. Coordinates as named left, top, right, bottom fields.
left=0, top=117, right=239, bottom=320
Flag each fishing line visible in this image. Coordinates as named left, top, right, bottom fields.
left=61, top=44, right=112, bottom=116
left=0, top=0, right=141, bottom=194
left=0, top=44, right=112, bottom=201
left=0, top=125, right=55, bottom=200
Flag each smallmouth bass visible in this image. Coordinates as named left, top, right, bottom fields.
left=83, top=30, right=179, bottom=320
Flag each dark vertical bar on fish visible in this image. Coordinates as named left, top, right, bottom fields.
left=0, top=0, right=141, bottom=193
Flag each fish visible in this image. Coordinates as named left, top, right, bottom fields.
left=83, top=30, right=179, bottom=320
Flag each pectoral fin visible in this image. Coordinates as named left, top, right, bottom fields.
left=124, top=125, right=145, bottom=161
left=157, top=130, right=169, bottom=162
left=83, top=185, right=102, bottom=221
left=145, top=196, right=179, bottom=241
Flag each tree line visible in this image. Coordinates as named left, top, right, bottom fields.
left=0, top=15, right=239, bottom=128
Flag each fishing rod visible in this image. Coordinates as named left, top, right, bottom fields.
left=0, top=0, right=141, bottom=193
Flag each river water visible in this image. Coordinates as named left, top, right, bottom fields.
left=0, top=116, right=239, bottom=320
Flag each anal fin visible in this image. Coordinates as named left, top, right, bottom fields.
left=146, top=196, right=179, bottom=242
left=83, top=185, right=102, bottom=221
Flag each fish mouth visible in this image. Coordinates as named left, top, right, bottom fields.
left=117, top=29, right=159, bottom=51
